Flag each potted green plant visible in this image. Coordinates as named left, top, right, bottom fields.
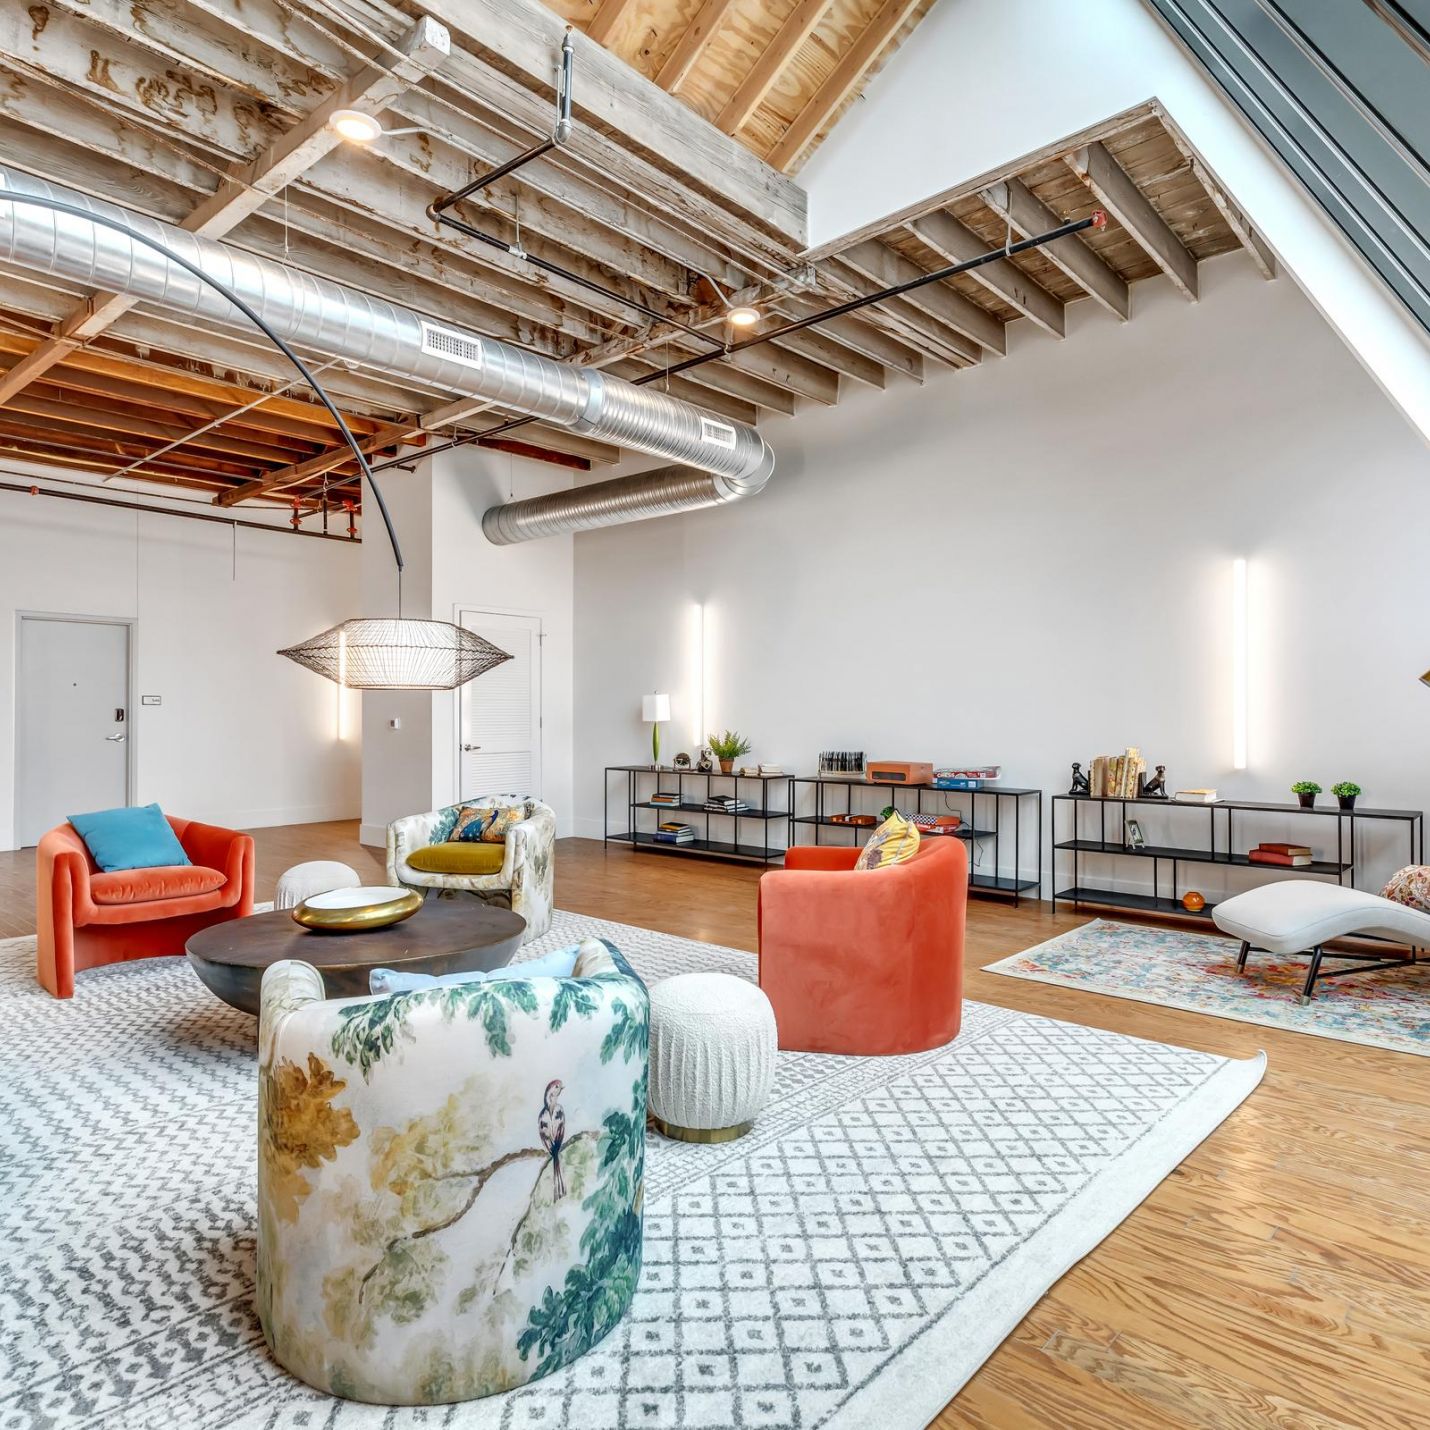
left=1291, top=780, right=1322, bottom=810
left=707, top=729, right=752, bottom=775
left=1332, top=781, right=1361, bottom=812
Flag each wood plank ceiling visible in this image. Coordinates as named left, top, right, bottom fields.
left=0, top=0, right=1273, bottom=517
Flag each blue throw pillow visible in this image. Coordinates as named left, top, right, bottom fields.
left=67, top=803, right=190, bottom=872
left=370, top=945, right=579, bottom=996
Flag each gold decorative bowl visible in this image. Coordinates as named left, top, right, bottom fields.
left=291, top=885, right=423, bottom=933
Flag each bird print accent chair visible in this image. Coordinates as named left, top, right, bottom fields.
left=256, top=938, right=648, bottom=1406
left=387, top=796, right=555, bottom=941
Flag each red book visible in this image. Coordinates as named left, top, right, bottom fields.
left=1248, top=850, right=1312, bottom=866
left=1257, top=842, right=1312, bottom=857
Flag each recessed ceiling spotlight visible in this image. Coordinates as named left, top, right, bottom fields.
left=329, top=109, right=383, bottom=144
left=727, top=304, right=761, bottom=328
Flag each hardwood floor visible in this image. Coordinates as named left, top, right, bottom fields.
left=4, top=824, right=1427, bottom=1427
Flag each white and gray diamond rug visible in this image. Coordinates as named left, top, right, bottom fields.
left=0, top=911, right=1263, bottom=1430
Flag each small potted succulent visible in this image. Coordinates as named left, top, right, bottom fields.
left=1332, top=780, right=1362, bottom=812
left=707, top=729, right=752, bottom=775
left=1291, top=779, right=1321, bottom=810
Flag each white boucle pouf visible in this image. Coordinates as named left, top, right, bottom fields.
left=648, top=972, right=777, bottom=1142
left=274, top=860, right=360, bottom=910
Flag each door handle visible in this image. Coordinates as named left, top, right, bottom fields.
left=105, top=733, right=128, bottom=743
left=462, top=743, right=482, bottom=751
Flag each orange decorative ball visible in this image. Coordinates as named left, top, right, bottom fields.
left=1181, top=891, right=1206, bottom=912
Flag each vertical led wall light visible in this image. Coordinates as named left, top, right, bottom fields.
left=1232, top=557, right=1248, bottom=771
left=687, top=601, right=710, bottom=744
left=336, top=626, right=349, bottom=740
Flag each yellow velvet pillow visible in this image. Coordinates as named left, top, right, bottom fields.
left=853, top=812, right=921, bottom=871
left=406, top=842, right=506, bottom=875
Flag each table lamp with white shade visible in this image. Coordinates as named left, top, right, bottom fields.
left=643, top=692, right=671, bottom=767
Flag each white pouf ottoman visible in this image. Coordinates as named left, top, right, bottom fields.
left=649, top=972, right=777, bottom=1142
left=274, top=860, right=360, bottom=911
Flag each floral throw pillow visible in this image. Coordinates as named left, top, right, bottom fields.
left=853, top=812, right=921, bottom=871
left=1381, top=865, right=1430, bottom=913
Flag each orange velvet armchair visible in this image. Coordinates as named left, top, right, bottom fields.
left=758, top=837, right=968, bottom=1055
left=36, top=816, right=255, bottom=998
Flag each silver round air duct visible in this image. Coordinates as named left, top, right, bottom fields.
left=0, top=165, right=774, bottom=542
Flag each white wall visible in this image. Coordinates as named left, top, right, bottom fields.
left=572, top=257, right=1430, bottom=898
left=358, top=444, right=576, bottom=845
left=799, top=0, right=1430, bottom=444
left=0, top=485, right=362, bottom=849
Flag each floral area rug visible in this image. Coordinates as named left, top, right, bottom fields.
left=0, top=912, right=1262, bottom=1429
left=985, top=917, right=1429, bottom=1058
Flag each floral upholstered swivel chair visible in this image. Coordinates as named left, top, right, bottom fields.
left=387, top=796, right=555, bottom=941
left=257, top=938, right=649, bottom=1406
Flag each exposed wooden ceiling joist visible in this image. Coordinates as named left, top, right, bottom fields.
left=0, top=0, right=1271, bottom=516
left=1064, top=141, right=1200, bottom=302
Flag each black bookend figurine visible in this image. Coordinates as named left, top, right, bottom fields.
left=696, top=747, right=714, bottom=774
left=1140, top=764, right=1169, bottom=798
left=1068, top=762, right=1091, bottom=796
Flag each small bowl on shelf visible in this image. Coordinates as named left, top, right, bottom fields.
left=291, top=885, right=423, bottom=934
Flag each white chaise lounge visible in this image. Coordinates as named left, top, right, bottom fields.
left=1213, top=881, right=1430, bottom=1002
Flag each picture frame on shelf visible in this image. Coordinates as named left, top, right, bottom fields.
left=1125, top=818, right=1147, bottom=850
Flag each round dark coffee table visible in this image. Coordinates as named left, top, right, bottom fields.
left=186, top=893, right=527, bottom=1014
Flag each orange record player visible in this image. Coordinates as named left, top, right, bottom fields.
left=866, top=761, right=934, bottom=785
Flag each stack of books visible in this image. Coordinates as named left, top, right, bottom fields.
left=653, top=821, right=695, bottom=844
left=1174, top=788, right=1219, bottom=804
left=757, top=763, right=784, bottom=777
left=1090, top=748, right=1146, bottom=798
left=649, top=790, right=683, bottom=807
left=705, top=795, right=752, bottom=814
left=1248, top=841, right=1313, bottom=866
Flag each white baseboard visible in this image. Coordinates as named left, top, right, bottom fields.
left=359, top=822, right=387, bottom=848
left=569, top=817, right=607, bottom=841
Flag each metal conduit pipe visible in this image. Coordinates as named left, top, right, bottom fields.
left=0, top=165, right=776, bottom=544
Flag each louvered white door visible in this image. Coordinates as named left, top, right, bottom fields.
left=457, top=610, right=542, bottom=801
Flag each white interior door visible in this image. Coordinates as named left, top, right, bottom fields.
left=17, top=616, right=130, bottom=846
left=457, top=610, right=542, bottom=801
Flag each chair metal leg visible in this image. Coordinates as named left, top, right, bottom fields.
left=1236, top=939, right=1251, bottom=972
left=1299, top=945, right=1326, bottom=1004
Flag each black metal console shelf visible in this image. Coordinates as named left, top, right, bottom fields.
left=790, top=776, right=1042, bottom=905
left=1053, top=793, right=1424, bottom=920
left=604, top=765, right=793, bottom=866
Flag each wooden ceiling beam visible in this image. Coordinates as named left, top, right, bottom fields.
left=667, top=339, right=840, bottom=406
left=0, top=13, right=447, bottom=408
left=215, top=422, right=415, bottom=505
left=0, top=391, right=318, bottom=466
left=907, top=211, right=1066, bottom=338
left=0, top=443, right=236, bottom=492
left=767, top=0, right=923, bottom=172
left=1064, top=142, right=1199, bottom=301
left=654, top=0, right=739, bottom=93
left=602, top=359, right=759, bottom=425
left=778, top=301, right=925, bottom=382
left=767, top=329, right=884, bottom=389
left=0, top=330, right=396, bottom=439
left=586, top=0, right=638, bottom=45
left=837, top=242, right=1006, bottom=355
left=818, top=260, right=982, bottom=366
left=979, top=179, right=1130, bottom=321
left=17, top=365, right=320, bottom=454
left=715, top=0, right=835, bottom=137
left=0, top=416, right=257, bottom=479
left=382, top=0, right=806, bottom=247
